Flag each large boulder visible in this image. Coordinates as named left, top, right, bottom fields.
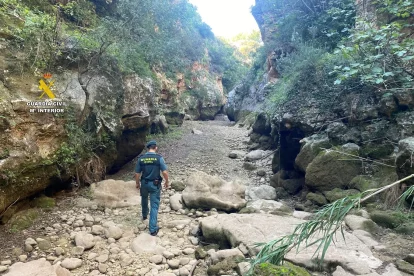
left=200, top=214, right=382, bottom=275
left=295, top=134, right=331, bottom=173
left=89, top=179, right=140, bottom=208
left=4, top=258, right=71, bottom=276
left=169, top=194, right=184, bottom=211
left=245, top=185, right=277, bottom=201
left=396, top=137, right=414, bottom=186
left=305, top=146, right=362, bottom=192
left=182, top=171, right=246, bottom=212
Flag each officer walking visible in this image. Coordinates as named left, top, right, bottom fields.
left=135, top=140, right=169, bottom=236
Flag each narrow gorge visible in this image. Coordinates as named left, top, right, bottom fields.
left=0, top=0, right=413, bottom=276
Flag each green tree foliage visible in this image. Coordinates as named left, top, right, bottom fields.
left=2, top=0, right=246, bottom=90
left=207, top=38, right=249, bottom=92
left=223, top=30, right=263, bottom=64
left=252, top=0, right=356, bottom=49
left=333, top=0, right=414, bottom=90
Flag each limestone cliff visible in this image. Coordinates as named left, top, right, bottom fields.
left=0, top=0, right=227, bottom=216
left=229, top=0, right=414, bottom=206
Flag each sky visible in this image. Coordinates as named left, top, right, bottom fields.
left=188, top=0, right=259, bottom=38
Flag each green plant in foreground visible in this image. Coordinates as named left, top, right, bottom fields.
left=248, top=174, right=414, bottom=274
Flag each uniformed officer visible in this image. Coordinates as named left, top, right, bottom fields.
left=135, top=140, right=169, bottom=236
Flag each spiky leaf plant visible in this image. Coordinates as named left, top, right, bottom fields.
left=248, top=174, right=414, bottom=274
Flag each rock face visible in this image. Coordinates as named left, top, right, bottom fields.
left=200, top=213, right=383, bottom=274
left=305, top=148, right=362, bottom=192
left=396, top=137, right=414, bottom=186
left=4, top=258, right=72, bottom=276
left=89, top=179, right=140, bottom=208
left=182, top=171, right=246, bottom=212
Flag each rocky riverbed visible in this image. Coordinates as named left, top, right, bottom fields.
left=0, top=120, right=413, bottom=276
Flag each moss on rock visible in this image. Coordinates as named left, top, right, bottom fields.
left=171, top=181, right=185, bottom=192
left=306, top=192, right=327, bottom=206
left=207, top=256, right=242, bottom=276
left=324, top=188, right=360, bottom=202
left=395, top=222, right=414, bottom=235
left=8, top=209, right=39, bottom=232
left=369, top=210, right=405, bottom=229
left=32, top=195, right=55, bottom=209
left=253, top=262, right=311, bottom=276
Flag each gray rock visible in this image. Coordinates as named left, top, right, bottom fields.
left=71, top=246, right=84, bottom=256
left=0, top=266, right=7, bottom=273
left=345, top=215, right=379, bottom=233
left=131, top=233, right=165, bottom=254
left=18, top=255, right=27, bottom=262
left=210, top=248, right=244, bottom=264
left=36, top=238, right=51, bottom=251
left=75, top=232, right=96, bottom=249
left=25, top=238, right=37, bottom=246
left=170, top=194, right=184, bottom=211
left=89, top=179, right=141, bottom=208
left=91, top=225, right=104, bottom=235
left=179, top=258, right=190, bottom=265
left=179, top=267, right=190, bottom=276
left=3, top=258, right=71, bottom=276
left=305, top=148, right=362, bottom=192
left=98, top=264, right=108, bottom=273
left=191, top=129, right=202, bottom=135
left=61, top=258, right=82, bottom=270
left=182, top=171, right=246, bottom=212
left=243, top=162, right=257, bottom=171
left=167, top=259, right=180, bottom=269
left=163, top=251, right=174, bottom=260
left=228, top=150, right=246, bottom=159
left=96, top=254, right=109, bottom=263
left=246, top=200, right=292, bottom=215
left=171, top=181, right=186, bottom=192
left=104, top=225, right=123, bottom=240
left=182, top=248, right=195, bottom=255
left=200, top=213, right=382, bottom=275
left=244, top=150, right=265, bottom=161
left=294, top=134, right=330, bottom=172
left=149, top=254, right=163, bottom=264
left=245, top=185, right=277, bottom=201
left=237, top=262, right=251, bottom=276
left=55, top=247, right=65, bottom=256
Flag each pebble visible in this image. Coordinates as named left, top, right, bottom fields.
left=98, top=263, right=108, bottom=273
left=149, top=254, right=163, bottom=264
left=1, top=260, right=11, bottom=265
left=18, top=255, right=28, bottom=262
left=167, top=259, right=180, bottom=269
left=61, top=258, right=82, bottom=270
left=182, top=248, right=195, bottom=255
left=179, top=258, right=190, bottom=265
left=179, top=267, right=190, bottom=276
left=0, top=266, right=7, bottom=273
left=96, top=254, right=109, bottom=263
left=163, top=251, right=175, bottom=260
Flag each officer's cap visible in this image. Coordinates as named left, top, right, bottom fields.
left=146, top=140, right=157, bottom=148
